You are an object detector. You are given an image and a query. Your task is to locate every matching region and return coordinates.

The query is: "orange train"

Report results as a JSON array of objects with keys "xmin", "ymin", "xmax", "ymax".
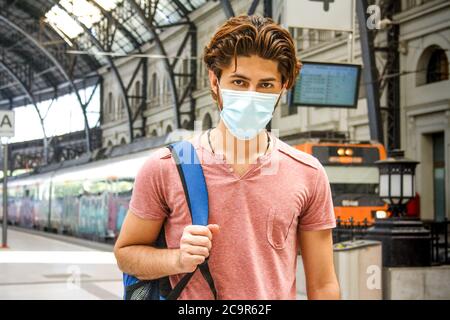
[{"xmin": 294, "ymin": 141, "xmax": 389, "ymax": 225}]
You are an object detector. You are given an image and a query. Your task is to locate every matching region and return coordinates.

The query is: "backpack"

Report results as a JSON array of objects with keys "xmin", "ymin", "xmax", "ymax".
[{"xmin": 122, "ymin": 140, "xmax": 217, "ymax": 300}]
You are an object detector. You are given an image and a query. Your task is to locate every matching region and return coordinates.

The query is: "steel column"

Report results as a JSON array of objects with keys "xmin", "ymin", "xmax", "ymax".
[
  {"xmin": 356, "ymin": 0, "xmax": 384, "ymax": 144},
  {"xmin": 384, "ymin": 0, "xmax": 401, "ymax": 151}
]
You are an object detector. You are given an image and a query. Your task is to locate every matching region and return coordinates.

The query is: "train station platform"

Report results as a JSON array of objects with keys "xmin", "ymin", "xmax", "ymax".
[
  {"xmin": 0, "ymin": 228, "xmax": 122, "ymax": 300},
  {"xmin": 0, "ymin": 227, "xmax": 308, "ymax": 300}
]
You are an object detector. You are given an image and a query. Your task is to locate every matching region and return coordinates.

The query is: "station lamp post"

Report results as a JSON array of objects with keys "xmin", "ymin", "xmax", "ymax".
[
  {"xmin": 377, "ymin": 149, "xmax": 419, "ymax": 217},
  {"xmin": 366, "ymin": 150, "xmax": 431, "ymax": 267}
]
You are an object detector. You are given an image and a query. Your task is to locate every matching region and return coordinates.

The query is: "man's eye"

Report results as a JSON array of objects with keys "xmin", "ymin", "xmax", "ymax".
[
  {"xmin": 232, "ymin": 80, "xmax": 245, "ymax": 86},
  {"xmin": 260, "ymin": 83, "xmax": 274, "ymax": 88}
]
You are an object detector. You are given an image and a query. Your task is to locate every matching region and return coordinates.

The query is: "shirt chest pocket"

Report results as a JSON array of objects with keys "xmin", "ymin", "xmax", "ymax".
[{"xmin": 266, "ymin": 207, "xmax": 297, "ymax": 250}]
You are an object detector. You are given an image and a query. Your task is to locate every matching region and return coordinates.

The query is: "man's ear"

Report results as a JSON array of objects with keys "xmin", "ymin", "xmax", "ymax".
[
  {"xmin": 208, "ymin": 69, "xmax": 218, "ymax": 96},
  {"xmin": 208, "ymin": 69, "xmax": 222, "ymax": 109}
]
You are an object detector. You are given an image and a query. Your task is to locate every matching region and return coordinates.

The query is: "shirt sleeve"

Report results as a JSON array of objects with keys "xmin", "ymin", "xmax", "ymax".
[
  {"xmin": 298, "ymin": 161, "xmax": 336, "ymax": 231},
  {"xmin": 128, "ymin": 152, "xmax": 169, "ymax": 220}
]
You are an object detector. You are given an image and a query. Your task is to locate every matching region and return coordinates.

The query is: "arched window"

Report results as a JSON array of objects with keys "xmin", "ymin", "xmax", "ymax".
[
  {"xmin": 166, "ymin": 125, "xmax": 173, "ymax": 134},
  {"xmin": 202, "ymin": 113, "xmax": 212, "ymax": 130},
  {"xmin": 120, "ymin": 137, "xmax": 127, "ymax": 145},
  {"xmin": 107, "ymin": 92, "xmax": 114, "ymax": 114},
  {"xmin": 135, "ymin": 80, "xmax": 141, "ymax": 96},
  {"xmin": 417, "ymin": 46, "xmax": 449, "ymax": 86},
  {"xmin": 164, "ymin": 78, "xmax": 171, "ymax": 103},
  {"xmin": 182, "ymin": 119, "xmax": 190, "ymax": 129},
  {"xmin": 134, "ymin": 80, "xmax": 141, "ymax": 108},
  {"xmin": 151, "ymin": 73, "xmax": 158, "ymax": 98},
  {"xmin": 117, "ymin": 97, "xmax": 123, "ymax": 118},
  {"xmin": 151, "ymin": 129, "xmax": 158, "ymax": 137},
  {"xmin": 426, "ymin": 49, "xmax": 448, "ymax": 84},
  {"xmin": 182, "ymin": 59, "xmax": 189, "ymax": 86}
]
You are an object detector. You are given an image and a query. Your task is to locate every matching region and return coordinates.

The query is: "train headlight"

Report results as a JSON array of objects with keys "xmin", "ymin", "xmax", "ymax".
[
  {"xmin": 345, "ymin": 148, "xmax": 354, "ymax": 156},
  {"xmin": 375, "ymin": 210, "xmax": 387, "ymax": 219},
  {"xmin": 337, "ymin": 148, "xmax": 345, "ymax": 156}
]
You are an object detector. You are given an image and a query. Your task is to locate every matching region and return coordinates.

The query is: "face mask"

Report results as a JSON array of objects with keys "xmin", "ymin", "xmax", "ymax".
[{"xmin": 217, "ymin": 84, "xmax": 284, "ymax": 140}]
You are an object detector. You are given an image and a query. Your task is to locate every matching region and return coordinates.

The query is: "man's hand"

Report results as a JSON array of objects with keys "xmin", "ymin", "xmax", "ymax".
[
  {"xmin": 178, "ymin": 224, "xmax": 220, "ymax": 273},
  {"xmin": 115, "ymin": 211, "xmax": 221, "ymax": 280}
]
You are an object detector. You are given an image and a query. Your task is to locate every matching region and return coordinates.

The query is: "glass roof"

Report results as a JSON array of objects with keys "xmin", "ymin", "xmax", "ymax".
[
  {"xmin": 43, "ymin": 0, "xmax": 207, "ymax": 62},
  {"xmin": 45, "ymin": 0, "xmax": 123, "ymax": 41},
  {"xmin": 0, "ymin": 0, "xmax": 208, "ymax": 109}
]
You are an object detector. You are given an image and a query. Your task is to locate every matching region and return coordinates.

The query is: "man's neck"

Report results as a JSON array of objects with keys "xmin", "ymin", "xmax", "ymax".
[{"xmin": 210, "ymin": 121, "xmax": 270, "ymax": 165}]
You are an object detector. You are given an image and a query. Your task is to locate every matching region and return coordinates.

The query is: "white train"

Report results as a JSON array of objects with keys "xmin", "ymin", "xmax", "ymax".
[{"xmin": 0, "ymin": 129, "xmax": 194, "ymax": 241}]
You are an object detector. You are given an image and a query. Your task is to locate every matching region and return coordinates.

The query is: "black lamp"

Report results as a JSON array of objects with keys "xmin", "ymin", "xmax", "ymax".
[
  {"xmin": 376, "ymin": 149, "xmax": 419, "ymax": 217},
  {"xmin": 365, "ymin": 149, "xmax": 431, "ymax": 267}
]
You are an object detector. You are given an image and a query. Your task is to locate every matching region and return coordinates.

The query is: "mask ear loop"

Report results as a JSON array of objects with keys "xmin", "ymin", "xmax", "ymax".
[
  {"xmin": 266, "ymin": 84, "xmax": 287, "ymax": 142},
  {"xmin": 215, "ymin": 79, "xmax": 223, "ymax": 112},
  {"xmin": 272, "ymin": 85, "xmax": 287, "ymax": 114}
]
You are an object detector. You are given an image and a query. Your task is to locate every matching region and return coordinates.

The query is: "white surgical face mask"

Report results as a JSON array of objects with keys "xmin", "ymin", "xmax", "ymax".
[{"xmin": 217, "ymin": 83, "xmax": 284, "ymax": 140}]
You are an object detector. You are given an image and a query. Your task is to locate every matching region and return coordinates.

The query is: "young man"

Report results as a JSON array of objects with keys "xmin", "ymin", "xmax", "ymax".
[{"xmin": 114, "ymin": 15, "xmax": 340, "ymax": 300}]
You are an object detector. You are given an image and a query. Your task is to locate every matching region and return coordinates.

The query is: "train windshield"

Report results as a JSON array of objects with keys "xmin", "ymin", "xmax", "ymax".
[{"xmin": 324, "ymin": 166, "xmax": 383, "ymax": 207}]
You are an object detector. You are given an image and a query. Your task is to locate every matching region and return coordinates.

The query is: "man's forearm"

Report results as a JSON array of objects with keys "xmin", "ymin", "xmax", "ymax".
[
  {"xmin": 115, "ymin": 245, "xmax": 183, "ymax": 280},
  {"xmin": 307, "ymin": 282, "xmax": 341, "ymax": 300}
]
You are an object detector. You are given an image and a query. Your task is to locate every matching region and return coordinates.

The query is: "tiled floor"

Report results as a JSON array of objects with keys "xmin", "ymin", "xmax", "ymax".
[{"xmin": 0, "ymin": 228, "xmax": 122, "ymax": 300}]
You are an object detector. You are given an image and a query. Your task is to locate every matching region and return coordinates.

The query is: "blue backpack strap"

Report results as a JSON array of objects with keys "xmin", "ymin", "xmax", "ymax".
[
  {"xmin": 123, "ymin": 140, "xmax": 216, "ymax": 300},
  {"xmin": 168, "ymin": 140, "xmax": 209, "ymax": 226},
  {"xmin": 166, "ymin": 140, "xmax": 217, "ymax": 300}
]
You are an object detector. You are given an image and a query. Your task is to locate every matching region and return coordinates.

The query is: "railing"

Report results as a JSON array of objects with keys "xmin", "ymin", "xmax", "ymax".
[
  {"xmin": 423, "ymin": 218, "xmax": 449, "ymax": 265},
  {"xmin": 332, "ymin": 217, "xmax": 370, "ymax": 244},
  {"xmin": 333, "ymin": 217, "xmax": 450, "ymax": 266}
]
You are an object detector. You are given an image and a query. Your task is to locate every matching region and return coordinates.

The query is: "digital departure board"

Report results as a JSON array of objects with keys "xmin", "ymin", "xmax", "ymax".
[{"xmin": 290, "ymin": 62, "xmax": 362, "ymax": 108}]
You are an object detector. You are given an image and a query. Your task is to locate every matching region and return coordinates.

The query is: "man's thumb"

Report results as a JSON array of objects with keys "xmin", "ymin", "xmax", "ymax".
[{"xmin": 207, "ymin": 224, "xmax": 220, "ymax": 236}]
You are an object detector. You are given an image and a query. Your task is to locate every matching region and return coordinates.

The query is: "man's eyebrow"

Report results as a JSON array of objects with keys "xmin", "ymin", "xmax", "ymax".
[
  {"xmin": 230, "ymin": 74, "xmax": 277, "ymax": 82},
  {"xmin": 230, "ymin": 73, "xmax": 251, "ymax": 81},
  {"xmin": 259, "ymin": 77, "xmax": 277, "ymax": 82}
]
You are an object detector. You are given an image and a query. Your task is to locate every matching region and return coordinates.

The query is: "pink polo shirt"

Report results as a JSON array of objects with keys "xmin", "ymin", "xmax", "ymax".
[{"xmin": 128, "ymin": 132, "xmax": 336, "ymax": 300}]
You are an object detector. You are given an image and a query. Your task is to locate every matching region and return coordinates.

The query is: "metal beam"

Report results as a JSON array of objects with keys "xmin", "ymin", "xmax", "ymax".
[
  {"xmin": 384, "ymin": 0, "xmax": 401, "ymax": 151},
  {"xmin": 51, "ymin": 1, "xmax": 134, "ymax": 142},
  {"xmin": 127, "ymin": 58, "xmax": 148, "ymax": 136},
  {"xmin": 0, "ymin": 74, "xmax": 100, "ymax": 109},
  {"xmin": 0, "ymin": 85, "xmax": 13, "ymax": 102},
  {"xmin": 155, "ymin": 21, "xmax": 191, "ymax": 29},
  {"xmin": 248, "ymin": 0, "xmax": 261, "ymax": 15},
  {"xmin": 263, "ymin": 0, "xmax": 272, "ymax": 18},
  {"xmin": 171, "ymin": 31, "xmax": 192, "ymax": 70},
  {"xmin": 0, "ymin": 60, "xmax": 50, "ymax": 163},
  {"xmin": 0, "ymin": 33, "xmax": 57, "ymax": 89},
  {"xmin": 140, "ymin": 57, "xmax": 148, "ymax": 137},
  {"xmin": 220, "ymin": 0, "xmax": 235, "ymax": 18},
  {"xmin": 356, "ymin": 0, "xmax": 384, "ymax": 144},
  {"xmin": 127, "ymin": 0, "xmax": 183, "ymax": 128},
  {"xmin": 0, "ymin": 13, "xmax": 93, "ymax": 151},
  {"xmin": 87, "ymin": 0, "xmax": 142, "ymax": 50},
  {"xmin": 0, "ymin": 62, "xmax": 37, "ymax": 108},
  {"xmin": 40, "ymin": 25, "xmax": 101, "ymax": 72},
  {"xmin": 172, "ymin": 0, "xmax": 190, "ymax": 16}
]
